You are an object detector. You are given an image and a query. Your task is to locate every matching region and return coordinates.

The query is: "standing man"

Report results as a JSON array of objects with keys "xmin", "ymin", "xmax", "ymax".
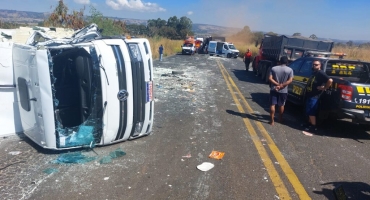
[
  {"xmin": 268, "ymin": 56, "xmax": 293, "ymax": 125},
  {"xmin": 243, "ymin": 48, "xmax": 252, "ymax": 71},
  {"xmin": 159, "ymin": 44, "xmax": 164, "ymax": 61},
  {"xmin": 303, "ymin": 60, "xmax": 333, "ymax": 134}
]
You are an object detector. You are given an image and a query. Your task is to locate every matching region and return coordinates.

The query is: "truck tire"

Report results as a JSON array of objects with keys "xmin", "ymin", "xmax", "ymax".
[
  {"xmin": 257, "ymin": 61, "xmax": 262, "ymax": 76},
  {"xmin": 210, "ymin": 54, "xmax": 213, "ymax": 56},
  {"xmin": 261, "ymin": 62, "xmax": 266, "ymax": 80},
  {"xmin": 227, "ymin": 53, "xmax": 231, "ymax": 58}
]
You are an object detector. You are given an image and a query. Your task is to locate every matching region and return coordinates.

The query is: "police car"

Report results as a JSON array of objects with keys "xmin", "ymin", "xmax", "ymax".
[{"xmin": 287, "ymin": 51, "xmax": 370, "ymax": 125}]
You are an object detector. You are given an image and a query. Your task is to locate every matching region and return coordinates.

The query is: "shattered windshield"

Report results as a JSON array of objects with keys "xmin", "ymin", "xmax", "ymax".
[{"xmin": 48, "ymin": 46, "xmax": 103, "ymax": 148}]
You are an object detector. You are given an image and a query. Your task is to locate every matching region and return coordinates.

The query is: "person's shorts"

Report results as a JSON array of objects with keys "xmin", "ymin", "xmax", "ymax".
[
  {"xmin": 270, "ymin": 91, "xmax": 287, "ymax": 106},
  {"xmin": 306, "ymin": 97, "xmax": 319, "ymax": 116}
]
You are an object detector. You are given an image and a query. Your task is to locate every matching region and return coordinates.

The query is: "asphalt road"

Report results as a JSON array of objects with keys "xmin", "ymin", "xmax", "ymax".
[{"xmin": 1, "ymin": 53, "xmax": 370, "ymax": 200}]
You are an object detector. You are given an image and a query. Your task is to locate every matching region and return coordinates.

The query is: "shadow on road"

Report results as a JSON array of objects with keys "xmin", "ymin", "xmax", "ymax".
[
  {"xmin": 231, "ymin": 69, "xmax": 264, "ymax": 84},
  {"xmin": 313, "ymin": 181, "xmax": 370, "ymax": 200}
]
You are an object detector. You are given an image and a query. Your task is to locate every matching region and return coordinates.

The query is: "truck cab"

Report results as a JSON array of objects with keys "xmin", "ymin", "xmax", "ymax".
[{"xmin": 12, "ymin": 24, "xmax": 154, "ymax": 149}]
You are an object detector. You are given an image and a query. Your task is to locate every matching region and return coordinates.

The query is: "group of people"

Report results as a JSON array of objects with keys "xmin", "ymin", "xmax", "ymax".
[{"xmin": 267, "ymin": 56, "xmax": 333, "ymax": 134}]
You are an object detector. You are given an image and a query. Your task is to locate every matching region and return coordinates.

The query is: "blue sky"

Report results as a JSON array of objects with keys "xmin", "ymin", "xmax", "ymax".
[{"xmin": 1, "ymin": 0, "xmax": 369, "ymax": 41}]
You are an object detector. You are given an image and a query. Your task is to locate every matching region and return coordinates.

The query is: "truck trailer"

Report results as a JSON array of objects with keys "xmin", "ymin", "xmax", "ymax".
[
  {"xmin": 252, "ymin": 34, "xmax": 334, "ymax": 82},
  {"xmin": 7, "ymin": 24, "xmax": 154, "ymax": 150}
]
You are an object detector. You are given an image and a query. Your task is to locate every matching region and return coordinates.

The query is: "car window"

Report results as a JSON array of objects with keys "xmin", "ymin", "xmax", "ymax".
[
  {"xmin": 325, "ymin": 60, "xmax": 369, "ymax": 82},
  {"xmin": 288, "ymin": 59, "xmax": 303, "ymax": 72},
  {"xmin": 299, "ymin": 60, "xmax": 313, "ymax": 76},
  {"xmin": 292, "ymin": 50, "xmax": 304, "ymax": 59},
  {"xmin": 224, "ymin": 45, "xmax": 229, "ymax": 50}
]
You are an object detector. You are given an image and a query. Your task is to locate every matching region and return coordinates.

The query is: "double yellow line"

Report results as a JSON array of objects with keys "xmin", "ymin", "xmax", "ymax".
[{"xmin": 216, "ymin": 60, "xmax": 310, "ymax": 200}]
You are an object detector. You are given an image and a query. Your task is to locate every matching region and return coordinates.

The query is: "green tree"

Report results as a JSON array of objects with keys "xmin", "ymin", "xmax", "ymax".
[
  {"xmin": 292, "ymin": 32, "xmax": 301, "ymax": 36},
  {"xmin": 88, "ymin": 6, "xmax": 125, "ymax": 36},
  {"xmin": 346, "ymin": 40, "xmax": 353, "ymax": 47},
  {"xmin": 45, "ymin": 0, "xmax": 85, "ymax": 29}
]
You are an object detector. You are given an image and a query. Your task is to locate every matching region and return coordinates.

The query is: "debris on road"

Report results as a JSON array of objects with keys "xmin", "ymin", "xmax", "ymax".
[
  {"xmin": 302, "ymin": 131, "xmax": 313, "ymax": 136},
  {"xmin": 182, "ymin": 153, "xmax": 191, "ymax": 158},
  {"xmin": 104, "ymin": 177, "xmax": 109, "ymax": 181},
  {"xmin": 197, "ymin": 162, "xmax": 214, "ymax": 172},
  {"xmin": 209, "ymin": 150, "xmax": 225, "ymax": 160},
  {"xmin": 99, "ymin": 148, "xmax": 126, "ymax": 164},
  {"xmin": 53, "ymin": 152, "xmax": 96, "ymax": 164},
  {"xmin": 8, "ymin": 151, "xmax": 22, "ymax": 155},
  {"xmin": 43, "ymin": 168, "xmax": 59, "ymax": 174}
]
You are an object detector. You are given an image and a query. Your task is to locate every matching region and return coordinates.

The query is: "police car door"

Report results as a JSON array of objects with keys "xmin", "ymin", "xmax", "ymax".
[
  {"xmin": 296, "ymin": 59, "xmax": 314, "ymax": 104},
  {"xmin": 287, "ymin": 58, "xmax": 304, "ymax": 104}
]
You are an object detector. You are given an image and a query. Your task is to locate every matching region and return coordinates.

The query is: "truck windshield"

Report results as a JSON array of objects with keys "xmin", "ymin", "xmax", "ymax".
[
  {"xmin": 228, "ymin": 45, "xmax": 236, "ymax": 49},
  {"xmin": 325, "ymin": 60, "xmax": 370, "ymax": 83},
  {"xmin": 184, "ymin": 43, "xmax": 193, "ymax": 47}
]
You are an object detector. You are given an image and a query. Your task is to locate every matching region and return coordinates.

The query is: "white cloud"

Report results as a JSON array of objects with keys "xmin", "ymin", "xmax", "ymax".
[
  {"xmin": 74, "ymin": 0, "xmax": 90, "ymax": 4},
  {"xmin": 106, "ymin": 0, "xmax": 166, "ymax": 12},
  {"xmin": 187, "ymin": 11, "xmax": 193, "ymax": 15}
]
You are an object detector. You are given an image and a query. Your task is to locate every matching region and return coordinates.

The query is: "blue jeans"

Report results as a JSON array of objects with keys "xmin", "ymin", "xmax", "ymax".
[
  {"xmin": 306, "ymin": 97, "xmax": 319, "ymax": 116},
  {"xmin": 160, "ymin": 54, "xmax": 163, "ymax": 61}
]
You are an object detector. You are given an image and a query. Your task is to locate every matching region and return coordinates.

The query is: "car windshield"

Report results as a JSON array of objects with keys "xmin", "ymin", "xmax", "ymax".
[
  {"xmin": 184, "ymin": 43, "xmax": 193, "ymax": 47},
  {"xmin": 228, "ymin": 45, "xmax": 236, "ymax": 49}
]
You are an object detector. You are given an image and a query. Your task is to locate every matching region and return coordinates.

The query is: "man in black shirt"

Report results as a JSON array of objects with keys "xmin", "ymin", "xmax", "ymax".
[{"xmin": 303, "ymin": 60, "xmax": 333, "ymax": 134}]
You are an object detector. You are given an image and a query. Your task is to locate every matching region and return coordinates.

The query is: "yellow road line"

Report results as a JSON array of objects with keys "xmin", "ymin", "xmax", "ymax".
[
  {"xmin": 216, "ymin": 60, "xmax": 292, "ymax": 199},
  {"xmin": 217, "ymin": 60, "xmax": 311, "ymax": 200}
]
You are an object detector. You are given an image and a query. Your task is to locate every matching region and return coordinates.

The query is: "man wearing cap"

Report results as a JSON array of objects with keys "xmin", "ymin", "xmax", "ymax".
[
  {"xmin": 268, "ymin": 56, "xmax": 293, "ymax": 125},
  {"xmin": 243, "ymin": 49, "xmax": 252, "ymax": 71}
]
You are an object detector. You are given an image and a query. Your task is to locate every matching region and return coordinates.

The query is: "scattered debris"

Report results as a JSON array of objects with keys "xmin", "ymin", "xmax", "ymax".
[
  {"xmin": 197, "ymin": 162, "xmax": 214, "ymax": 172},
  {"xmin": 99, "ymin": 148, "xmax": 126, "ymax": 164},
  {"xmin": 53, "ymin": 152, "xmax": 96, "ymax": 164},
  {"xmin": 209, "ymin": 151, "xmax": 225, "ymax": 160},
  {"xmin": 302, "ymin": 131, "xmax": 313, "ymax": 136},
  {"xmin": 8, "ymin": 151, "xmax": 21, "ymax": 155},
  {"xmin": 172, "ymin": 70, "xmax": 185, "ymax": 75},
  {"xmin": 104, "ymin": 177, "xmax": 109, "ymax": 180},
  {"xmin": 43, "ymin": 168, "xmax": 59, "ymax": 174},
  {"xmin": 182, "ymin": 153, "xmax": 191, "ymax": 158}
]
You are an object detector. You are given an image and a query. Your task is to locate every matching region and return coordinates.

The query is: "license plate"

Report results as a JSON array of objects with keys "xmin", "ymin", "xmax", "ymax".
[{"xmin": 146, "ymin": 81, "xmax": 153, "ymax": 102}]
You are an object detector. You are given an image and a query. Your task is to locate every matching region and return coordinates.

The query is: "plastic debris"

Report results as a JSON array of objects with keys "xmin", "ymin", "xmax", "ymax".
[
  {"xmin": 209, "ymin": 151, "xmax": 225, "ymax": 160},
  {"xmin": 197, "ymin": 162, "xmax": 214, "ymax": 172},
  {"xmin": 104, "ymin": 177, "xmax": 109, "ymax": 180},
  {"xmin": 182, "ymin": 153, "xmax": 191, "ymax": 158},
  {"xmin": 302, "ymin": 131, "xmax": 313, "ymax": 136},
  {"xmin": 43, "ymin": 168, "xmax": 59, "ymax": 174},
  {"xmin": 8, "ymin": 151, "xmax": 21, "ymax": 155},
  {"xmin": 53, "ymin": 152, "xmax": 96, "ymax": 164}
]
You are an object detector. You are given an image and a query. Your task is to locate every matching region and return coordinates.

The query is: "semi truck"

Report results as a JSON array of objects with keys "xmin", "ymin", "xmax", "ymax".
[
  {"xmin": 4, "ymin": 24, "xmax": 154, "ymax": 150},
  {"xmin": 252, "ymin": 34, "xmax": 334, "ymax": 82}
]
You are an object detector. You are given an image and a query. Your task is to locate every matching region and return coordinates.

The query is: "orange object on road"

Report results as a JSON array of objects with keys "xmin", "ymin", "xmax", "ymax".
[{"xmin": 209, "ymin": 151, "xmax": 225, "ymax": 160}]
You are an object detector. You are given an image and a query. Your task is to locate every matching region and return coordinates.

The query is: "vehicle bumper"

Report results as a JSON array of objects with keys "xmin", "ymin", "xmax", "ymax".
[{"xmin": 338, "ymin": 108, "xmax": 370, "ymax": 124}]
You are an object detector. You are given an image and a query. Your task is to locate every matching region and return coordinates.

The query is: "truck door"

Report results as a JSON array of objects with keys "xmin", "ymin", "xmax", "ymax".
[
  {"xmin": 222, "ymin": 44, "xmax": 229, "ymax": 57},
  {"xmin": 13, "ymin": 44, "xmax": 56, "ymax": 148}
]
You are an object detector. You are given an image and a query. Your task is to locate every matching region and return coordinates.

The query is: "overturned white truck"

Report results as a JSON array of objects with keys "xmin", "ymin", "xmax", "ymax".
[{"xmin": 11, "ymin": 24, "xmax": 154, "ymax": 149}]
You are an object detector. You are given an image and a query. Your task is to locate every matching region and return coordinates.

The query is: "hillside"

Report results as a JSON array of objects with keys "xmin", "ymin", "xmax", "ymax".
[{"xmin": 0, "ymin": 9, "xmax": 241, "ymax": 36}]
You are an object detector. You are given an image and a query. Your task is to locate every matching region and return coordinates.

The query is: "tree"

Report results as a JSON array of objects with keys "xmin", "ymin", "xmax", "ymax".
[
  {"xmin": 266, "ymin": 31, "xmax": 278, "ymax": 36},
  {"xmin": 346, "ymin": 40, "xmax": 353, "ymax": 47},
  {"xmin": 292, "ymin": 32, "xmax": 301, "ymax": 36},
  {"xmin": 88, "ymin": 6, "xmax": 125, "ymax": 36},
  {"xmin": 309, "ymin": 34, "xmax": 317, "ymax": 39},
  {"xmin": 45, "ymin": 0, "xmax": 85, "ymax": 29}
]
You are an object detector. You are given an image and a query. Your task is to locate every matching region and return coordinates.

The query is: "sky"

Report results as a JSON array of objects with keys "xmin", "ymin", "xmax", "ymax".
[{"xmin": 0, "ymin": 0, "xmax": 369, "ymax": 41}]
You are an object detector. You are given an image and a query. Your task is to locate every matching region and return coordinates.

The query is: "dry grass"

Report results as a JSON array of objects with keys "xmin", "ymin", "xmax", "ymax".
[
  {"xmin": 148, "ymin": 36, "xmax": 183, "ymax": 60},
  {"xmin": 147, "ymin": 36, "xmax": 370, "ymax": 62},
  {"xmin": 332, "ymin": 46, "xmax": 370, "ymax": 62}
]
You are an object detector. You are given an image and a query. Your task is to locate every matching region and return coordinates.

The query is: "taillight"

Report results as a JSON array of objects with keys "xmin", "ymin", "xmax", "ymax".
[{"xmin": 338, "ymin": 84, "xmax": 353, "ymax": 101}]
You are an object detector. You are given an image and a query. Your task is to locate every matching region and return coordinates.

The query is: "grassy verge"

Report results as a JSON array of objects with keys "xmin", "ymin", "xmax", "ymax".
[{"xmin": 147, "ymin": 36, "xmax": 370, "ymax": 62}]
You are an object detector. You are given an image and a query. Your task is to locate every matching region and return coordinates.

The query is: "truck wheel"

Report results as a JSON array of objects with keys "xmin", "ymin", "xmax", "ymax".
[
  {"xmin": 261, "ymin": 62, "xmax": 266, "ymax": 80},
  {"xmin": 210, "ymin": 54, "xmax": 213, "ymax": 56},
  {"xmin": 227, "ymin": 53, "xmax": 231, "ymax": 58}
]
